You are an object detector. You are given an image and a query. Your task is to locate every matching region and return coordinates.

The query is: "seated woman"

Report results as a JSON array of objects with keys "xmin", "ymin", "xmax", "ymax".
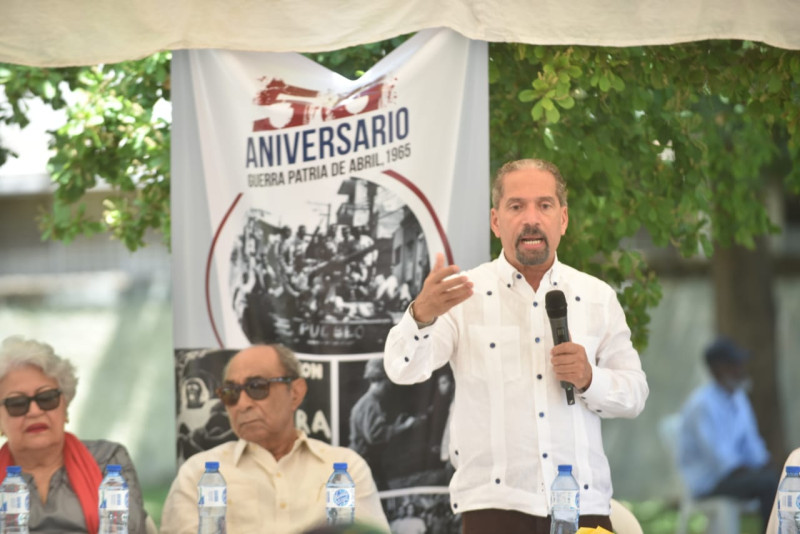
[{"xmin": 0, "ymin": 335, "xmax": 150, "ymax": 533}]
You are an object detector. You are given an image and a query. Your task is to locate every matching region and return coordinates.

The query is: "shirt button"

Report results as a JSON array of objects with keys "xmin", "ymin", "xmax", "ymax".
[
  {"xmin": 490, "ymin": 342, "xmax": 496, "ymax": 348},
  {"xmin": 495, "ymin": 478, "xmax": 501, "ymax": 484},
  {"xmin": 423, "ymin": 334, "xmax": 429, "ymax": 339},
  {"xmin": 453, "ymin": 503, "xmax": 459, "ymax": 509},
  {"xmin": 404, "ymin": 356, "xmax": 409, "ymax": 362},
  {"xmin": 543, "ymin": 453, "xmax": 548, "ymax": 458},
  {"xmin": 280, "ymin": 502, "xmax": 287, "ymax": 509},
  {"xmin": 533, "ymin": 301, "xmax": 538, "ymax": 307},
  {"xmin": 537, "ymin": 374, "xmax": 543, "ymax": 380},
  {"xmin": 507, "ymin": 283, "xmax": 511, "ymax": 288},
  {"xmin": 516, "ymin": 273, "xmax": 522, "ymax": 279},
  {"xmin": 584, "ymin": 484, "xmax": 589, "ymax": 490},
  {"xmin": 575, "ymin": 296, "xmax": 581, "ymax": 302},
  {"xmin": 414, "ymin": 335, "xmax": 419, "ymax": 341},
  {"xmin": 276, "ymin": 472, "xmax": 282, "ymax": 478},
  {"xmin": 487, "ymin": 290, "xmax": 493, "ymax": 296},
  {"xmin": 539, "ymin": 412, "xmax": 544, "ymax": 418},
  {"xmin": 535, "ymin": 337, "xmax": 540, "ymax": 343}
]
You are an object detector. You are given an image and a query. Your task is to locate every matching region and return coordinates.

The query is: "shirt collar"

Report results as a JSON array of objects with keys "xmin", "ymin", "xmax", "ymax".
[
  {"xmin": 233, "ymin": 429, "xmax": 325, "ymax": 465},
  {"xmin": 497, "ymin": 249, "xmax": 563, "ymax": 290}
]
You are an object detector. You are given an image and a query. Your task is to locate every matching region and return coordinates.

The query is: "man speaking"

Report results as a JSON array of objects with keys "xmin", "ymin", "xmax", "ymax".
[{"xmin": 383, "ymin": 158, "xmax": 649, "ymax": 533}]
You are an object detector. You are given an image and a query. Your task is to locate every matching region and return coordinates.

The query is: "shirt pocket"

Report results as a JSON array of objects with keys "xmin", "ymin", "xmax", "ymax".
[
  {"xmin": 465, "ymin": 325, "xmax": 521, "ymax": 382},
  {"xmin": 571, "ymin": 301, "xmax": 603, "ymax": 364}
]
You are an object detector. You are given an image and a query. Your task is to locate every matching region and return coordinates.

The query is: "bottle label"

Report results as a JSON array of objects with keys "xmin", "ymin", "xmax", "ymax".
[
  {"xmin": 779, "ymin": 491, "xmax": 800, "ymax": 511},
  {"xmin": 199, "ymin": 487, "xmax": 227, "ymax": 507},
  {"xmin": 551, "ymin": 490, "xmax": 579, "ymax": 510},
  {"xmin": 326, "ymin": 487, "xmax": 355, "ymax": 508},
  {"xmin": 3, "ymin": 492, "xmax": 30, "ymax": 513},
  {"xmin": 101, "ymin": 488, "xmax": 129, "ymax": 511}
]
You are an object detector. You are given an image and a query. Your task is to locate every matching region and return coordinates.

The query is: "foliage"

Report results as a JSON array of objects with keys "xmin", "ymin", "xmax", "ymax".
[
  {"xmin": 488, "ymin": 41, "xmax": 800, "ymax": 348},
  {"xmin": 0, "ymin": 53, "xmax": 171, "ymax": 250},
  {"xmin": 1, "ymin": 41, "xmax": 800, "ymax": 348}
]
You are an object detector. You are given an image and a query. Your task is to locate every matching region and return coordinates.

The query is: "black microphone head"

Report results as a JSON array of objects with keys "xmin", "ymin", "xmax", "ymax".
[{"xmin": 545, "ymin": 290, "xmax": 568, "ymax": 319}]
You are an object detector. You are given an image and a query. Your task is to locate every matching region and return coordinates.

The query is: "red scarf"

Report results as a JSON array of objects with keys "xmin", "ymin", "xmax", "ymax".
[{"xmin": 0, "ymin": 432, "xmax": 102, "ymax": 534}]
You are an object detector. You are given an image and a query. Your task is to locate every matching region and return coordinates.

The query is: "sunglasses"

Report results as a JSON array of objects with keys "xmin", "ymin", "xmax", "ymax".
[
  {"xmin": 215, "ymin": 377, "xmax": 295, "ymax": 406},
  {"xmin": 2, "ymin": 389, "xmax": 62, "ymax": 417}
]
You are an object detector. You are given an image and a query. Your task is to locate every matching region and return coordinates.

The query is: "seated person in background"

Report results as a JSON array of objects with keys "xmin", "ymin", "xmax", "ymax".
[
  {"xmin": 0, "ymin": 335, "xmax": 149, "ymax": 533},
  {"xmin": 160, "ymin": 344, "xmax": 390, "ymax": 534},
  {"xmin": 766, "ymin": 447, "xmax": 800, "ymax": 533},
  {"xmin": 677, "ymin": 336, "xmax": 779, "ymax": 528}
]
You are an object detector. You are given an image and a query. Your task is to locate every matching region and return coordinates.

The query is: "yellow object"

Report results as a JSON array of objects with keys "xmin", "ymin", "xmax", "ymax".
[{"xmin": 577, "ymin": 527, "xmax": 613, "ymax": 534}]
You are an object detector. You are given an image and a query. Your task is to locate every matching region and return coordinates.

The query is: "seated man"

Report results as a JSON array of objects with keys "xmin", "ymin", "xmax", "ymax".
[
  {"xmin": 677, "ymin": 336, "xmax": 779, "ymax": 528},
  {"xmin": 161, "ymin": 344, "xmax": 390, "ymax": 534}
]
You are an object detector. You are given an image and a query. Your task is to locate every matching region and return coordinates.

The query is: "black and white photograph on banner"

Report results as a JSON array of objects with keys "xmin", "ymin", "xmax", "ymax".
[
  {"xmin": 339, "ymin": 358, "xmax": 456, "ymax": 492},
  {"xmin": 174, "ymin": 348, "xmax": 334, "ymax": 465},
  {"xmin": 174, "ymin": 348, "xmax": 238, "ymax": 464},
  {"xmin": 227, "ymin": 175, "xmax": 430, "ymax": 354},
  {"xmin": 383, "ymin": 493, "xmax": 461, "ymax": 534}
]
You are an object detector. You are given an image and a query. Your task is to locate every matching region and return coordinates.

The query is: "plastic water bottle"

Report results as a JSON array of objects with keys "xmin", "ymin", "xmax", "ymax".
[
  {"xmin": 778, "ymin": 465, "xmax": 800, "ymax": 534},
  {"xmin": 0, "ymin": 465, "xmax": 30, "ymax": 534},
  {"xmin": 550, "ymin": 464, "xmax": 580, "ymax": 534},
  {"xmin": 98, "ymin": 464, "xmax": 129, "ymax": 534},
  {"xmin": 198, "ymin": 461, "xmax": 227, "ymax": 534},
  {"xmin": 326, "ymin": 462, "xmax": 355, "ymax": 525}
]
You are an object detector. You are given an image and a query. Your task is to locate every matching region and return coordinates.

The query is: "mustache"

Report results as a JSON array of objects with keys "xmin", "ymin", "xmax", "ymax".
[{"xmin": 517, "ymin": 224, "xmax": 546, "ymax": 241}]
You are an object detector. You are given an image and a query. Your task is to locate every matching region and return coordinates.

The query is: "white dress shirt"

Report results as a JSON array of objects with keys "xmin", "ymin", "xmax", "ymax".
[
  {"xmin": 160, "ymin": 432, "xmax": 390, "ymax": 533},
  {"xmin": 384, "ymin": 253, "xmax": 649, "ymax": 517}
]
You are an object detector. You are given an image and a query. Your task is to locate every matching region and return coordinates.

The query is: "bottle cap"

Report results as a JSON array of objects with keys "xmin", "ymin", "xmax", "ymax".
[
  {"xmin": 787, "ymin": 466, "xmax": 800, "ymax": 475},
  {"xmin": 557, "ymin": 464, "xmax": 572, "ymax": 474},
  {"xmin": 106, "ymin": 464, "xmax": 122, "ymax": 473},
  {"xmin": 6, "ymin": 466, "xmax": 21, "ymax": 475},
  {"xmin": 205, "ymin": 461, "xmax": 220, "ymax": 471},
  {"xmin": 333, "ymin": 462, "xmax": 348, "ymax": 471}
]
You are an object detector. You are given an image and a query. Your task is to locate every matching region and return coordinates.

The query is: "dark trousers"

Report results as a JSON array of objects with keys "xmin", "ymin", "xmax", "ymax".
[
  {"xmin": 703, "ymin": 466, "xmax": 780, "ymax": 528},
  {"xmin": 462, "ymin": 508, "xmax": 613, "ymax": 534}
]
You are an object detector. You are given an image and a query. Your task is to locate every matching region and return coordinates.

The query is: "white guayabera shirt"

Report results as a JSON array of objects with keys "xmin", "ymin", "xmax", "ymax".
[{"xmin": 384, "ymin": 253, "xmax": 649, "ymax": 518}]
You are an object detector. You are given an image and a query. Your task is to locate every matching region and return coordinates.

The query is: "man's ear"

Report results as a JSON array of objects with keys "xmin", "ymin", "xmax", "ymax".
[{"xmin": 291, "ymin": 377, "xmax": 308, "ymax": 410}]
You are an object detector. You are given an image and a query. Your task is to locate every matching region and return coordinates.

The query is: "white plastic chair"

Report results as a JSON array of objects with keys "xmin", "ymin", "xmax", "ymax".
[
  {"xmin": 610, "ymin": 498, "xmax": 643, "ymax": 534},
  {"xmin": 659, "ymin": 413, "xmax": 757, "ymax": 534}
]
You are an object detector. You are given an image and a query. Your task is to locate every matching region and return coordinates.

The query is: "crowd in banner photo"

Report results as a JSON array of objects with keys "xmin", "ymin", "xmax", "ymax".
[{"xmin": 227, "ymin": 177, "xmax": 427, "ymax": 354}]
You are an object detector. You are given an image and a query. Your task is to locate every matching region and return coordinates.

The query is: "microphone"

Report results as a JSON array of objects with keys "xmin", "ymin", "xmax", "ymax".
[{"xmin": 545, "ymin": 290, "xmax": 575, "ymax": 405}]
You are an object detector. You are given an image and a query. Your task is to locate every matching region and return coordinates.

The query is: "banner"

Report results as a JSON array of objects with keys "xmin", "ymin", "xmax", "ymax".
[{"xmin": 171, "ymin": 28, "xmax": 488, "ymax": 531}]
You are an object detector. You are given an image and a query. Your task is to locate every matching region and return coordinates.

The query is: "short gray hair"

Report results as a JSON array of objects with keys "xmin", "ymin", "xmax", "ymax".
[
  {"xmin": 272, "ymin": 344, "xmax": 302, "ymax": 378},
  {"xmin": 0, "ymin": 336, "xmax": 78, "ymax": 405},
  {"xmin": 491, "ymin": 158, "xmax": 568, "ymax": 209},
  {"xmin": 223, "ymin": 344, "xmax": 302, "ymax": 380}
]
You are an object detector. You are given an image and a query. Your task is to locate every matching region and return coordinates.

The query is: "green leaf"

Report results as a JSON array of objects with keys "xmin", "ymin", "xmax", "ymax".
[
  {"xmin": 531, "ymin": 101, "xmax": 544, "ymax": 121},
  {"xmin": 557, "ymin": 96, "xmax": 576, "ymax": 109},
  {"xmin": 519, "ymin": 89, "xmax": 536, "ymax": 103}
]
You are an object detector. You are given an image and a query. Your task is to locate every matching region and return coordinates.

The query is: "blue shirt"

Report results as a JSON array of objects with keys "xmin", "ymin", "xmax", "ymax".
[{"xmin": 677, "ymin": 381, "xmax": 769, "ymax": 497}]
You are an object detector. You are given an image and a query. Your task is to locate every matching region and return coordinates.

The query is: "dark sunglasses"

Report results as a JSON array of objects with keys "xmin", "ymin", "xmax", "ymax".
[
  {"xmin": 215, "ymin": 377, "xmax": 295, "ymax": 406},
  {"xmin": 2, "ymin": 389, "xmax": 62, "ymax": 417}
]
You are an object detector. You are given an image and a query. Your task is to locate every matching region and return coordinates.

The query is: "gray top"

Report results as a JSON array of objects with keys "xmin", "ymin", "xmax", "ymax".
[{"xmin": 19, "ymin": 439, "xmax": 148, "ymax": 534}]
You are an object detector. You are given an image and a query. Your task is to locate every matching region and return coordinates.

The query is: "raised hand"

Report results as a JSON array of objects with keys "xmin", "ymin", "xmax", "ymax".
[{"xmin": 411, "ymin": 253, "xmax": 473, "ymax": 324}]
